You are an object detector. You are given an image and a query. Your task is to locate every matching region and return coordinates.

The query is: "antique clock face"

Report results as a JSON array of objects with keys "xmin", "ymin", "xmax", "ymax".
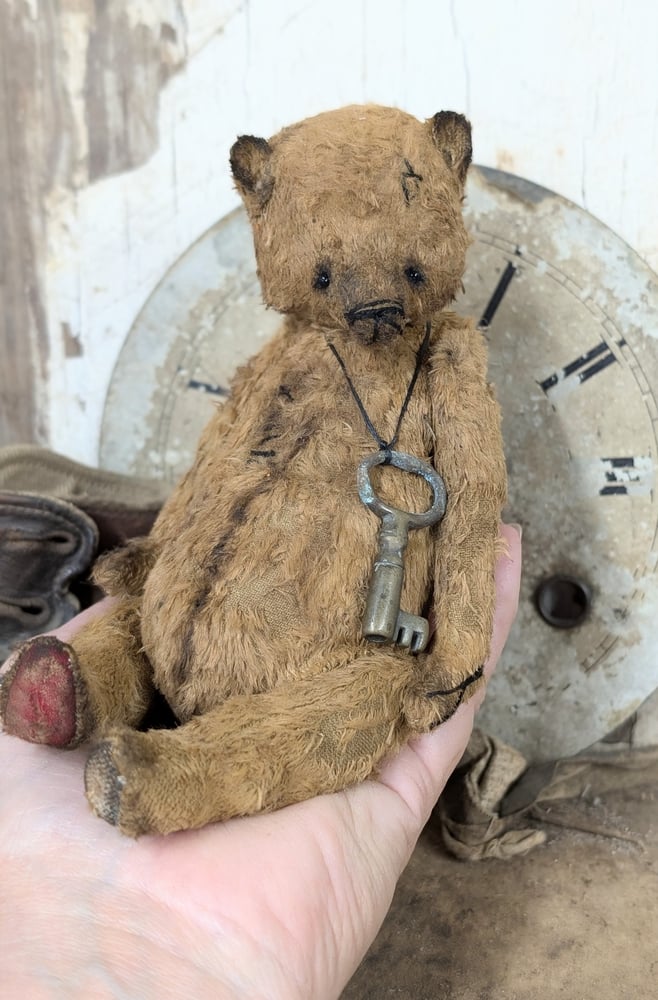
[{"xmin": 101, "ymin": 167, "xmax": 658, "ymax": 762}]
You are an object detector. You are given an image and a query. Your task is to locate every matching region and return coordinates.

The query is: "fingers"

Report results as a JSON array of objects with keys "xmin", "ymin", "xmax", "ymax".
[
  {"xmin": 451, "ymin": 519, "xmax": 520, "ymax": 718},
  {"xmin": 485, "ymin": 521, "xmax": 522, "ymax": 677},
  {"xmin": 465, "ymin": 520, "xmax": 521, "ymax": 715},
  {"xmin": 19, "ymin": 524, "xmax": 521, "ymax": 824}
]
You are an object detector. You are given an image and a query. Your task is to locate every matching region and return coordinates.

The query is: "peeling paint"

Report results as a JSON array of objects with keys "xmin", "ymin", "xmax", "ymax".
[
  {"xmin": 1, "ymin": 0, "xmax": 190, "ymax": 444},
  {"xmin": 3, "ymin": 1, "xmax": 653, "ymax": 456},
  {"xmin": 62, "ymin": 321, "xmax": 83, "ymax": 357},
  {"xmin": 85, "ymin": 1, "xmax": 187, "ymax": 182},
  {"xmin": 0, "ymin": 0, "xmax": 68, "ymax": 441}
]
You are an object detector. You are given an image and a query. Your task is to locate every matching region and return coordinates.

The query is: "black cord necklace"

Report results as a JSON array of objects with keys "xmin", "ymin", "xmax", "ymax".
[
  {"xmin": 326, "ymin": 321, "xmax": 446, "ymax": 655},
  {"xmin": 326, "ymin": 322, "xmax": 484, "ymax": 691},
  {"xmin": 325, "ymin": 321, "xmax": 433, "ymax": 459}
]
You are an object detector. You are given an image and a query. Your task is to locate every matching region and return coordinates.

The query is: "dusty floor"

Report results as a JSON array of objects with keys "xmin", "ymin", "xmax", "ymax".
[{"xmin": 342, "ymin": 783, "xmax": 658, "ymax": 999}]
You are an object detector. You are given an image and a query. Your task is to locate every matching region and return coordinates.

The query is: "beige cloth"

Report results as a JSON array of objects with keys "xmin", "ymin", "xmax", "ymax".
[
  {"xmin": 0, "ymin": 444, "xmax": 168, "ymax": 509},
  {"xmin": 438, "ymin": 729, "xmax": 547, "ymax": 860},
  {"xmin": 438, "ymin": 727, "xmax": 658, "ymax": 861}
]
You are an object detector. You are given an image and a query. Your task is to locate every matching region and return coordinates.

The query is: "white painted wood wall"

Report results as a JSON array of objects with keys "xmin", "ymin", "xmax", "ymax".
[{"xmin": 35, "ymin": 0, "xmax": 658, "ymax": 463}]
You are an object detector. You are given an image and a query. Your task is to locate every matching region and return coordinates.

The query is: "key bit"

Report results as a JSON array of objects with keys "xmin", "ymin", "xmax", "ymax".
[
  {"xmin": 394, "ymin": 611, "xmax": 430, "ymax": 653},
  {"xmin": 357, "ymin": 449, "xmax": 446, "ymax": 653}
]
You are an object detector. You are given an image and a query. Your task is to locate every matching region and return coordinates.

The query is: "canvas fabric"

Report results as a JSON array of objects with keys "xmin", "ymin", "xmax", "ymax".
[{"xmin": 438, "ymin": 727, "xmax": 658, "ymax": 860}]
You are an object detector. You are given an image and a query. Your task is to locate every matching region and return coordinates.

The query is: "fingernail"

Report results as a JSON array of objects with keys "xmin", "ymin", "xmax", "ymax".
[{"xmin": 508, "ymin": 522, "xmax": 523, "ymax": 540}]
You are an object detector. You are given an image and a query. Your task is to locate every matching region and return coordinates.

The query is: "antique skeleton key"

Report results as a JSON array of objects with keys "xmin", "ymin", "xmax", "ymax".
[{"xmin": 357, "ymin": 450, "xmax": 447, "ymax": 653}]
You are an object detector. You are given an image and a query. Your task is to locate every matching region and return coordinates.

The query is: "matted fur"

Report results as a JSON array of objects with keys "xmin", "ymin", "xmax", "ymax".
[{"xmin": 2, "ymin": 105, "xmax": 507, "ymax": 835}]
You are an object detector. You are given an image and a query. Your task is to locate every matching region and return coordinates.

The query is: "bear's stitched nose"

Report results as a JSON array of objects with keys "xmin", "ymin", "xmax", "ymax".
[
  {"xmin": 345, "ymin": 299, "xmax": 404, "ymax": 326},
  {"xmin": 345, "ymin": 300, "xmax": 405, "ymax": 341}
]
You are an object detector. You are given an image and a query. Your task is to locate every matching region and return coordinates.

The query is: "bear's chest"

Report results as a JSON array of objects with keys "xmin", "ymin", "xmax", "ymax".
[{"xmin": 140, "ymin": 346, "xmax": 439, "ymax": 717}]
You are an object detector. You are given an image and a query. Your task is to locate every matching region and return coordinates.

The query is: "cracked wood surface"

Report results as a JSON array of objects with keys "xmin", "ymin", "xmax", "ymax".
[
  {"xmin": 0, "ymin": 0, "xmax": 188, "ymax": 445},
  {"xmin": 0, "ymin": 4, "xmax": 60, "ymax": 443}
]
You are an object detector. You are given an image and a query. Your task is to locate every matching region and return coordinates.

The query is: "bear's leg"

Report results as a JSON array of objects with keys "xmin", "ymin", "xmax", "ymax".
[
  {"xmin": 0, "ymin": 598, "xmax": 153, "ymax": 748},
  {"xmin": 84, "ymin": 650, "xmax": 420, "ymax": 836}
]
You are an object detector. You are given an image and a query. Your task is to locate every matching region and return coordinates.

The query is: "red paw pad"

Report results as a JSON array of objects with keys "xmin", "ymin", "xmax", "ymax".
[{"xmin": 1, "ymin": 638, "xmax": 77, "ymax": 747}]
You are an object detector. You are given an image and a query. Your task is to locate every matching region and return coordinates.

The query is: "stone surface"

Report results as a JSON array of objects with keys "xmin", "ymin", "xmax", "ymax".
[{"xmin": 343, "ymin": 782, "xmax": 658, "ymax": 999}]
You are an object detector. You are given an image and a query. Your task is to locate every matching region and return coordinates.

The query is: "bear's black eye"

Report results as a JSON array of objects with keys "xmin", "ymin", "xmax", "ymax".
[
  {"xmin": 313, "ymin": 266, "xmax": 331, "ymax": 291},
  {"xmin": 405, "ymin": 265, "xmax": 425, "ymax": 286}
]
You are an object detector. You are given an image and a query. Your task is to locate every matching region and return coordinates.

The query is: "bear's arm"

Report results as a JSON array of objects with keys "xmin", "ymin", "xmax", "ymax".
[
  {"xmin": 423, "ymin": 314, "xmax": 507, "ymax": 703},
  {"xmin": 149, "ymin": 325, "xmax": 295, "ymax": 546},
  {"xmin": 96, "ymin": 325, "xmax": 292, "ymax": 597}
]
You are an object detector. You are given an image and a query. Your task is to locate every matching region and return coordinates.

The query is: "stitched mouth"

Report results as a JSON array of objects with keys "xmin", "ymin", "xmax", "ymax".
[
  {"xmin": 346, "ymin": 301, "xmax": 406, "ymax": 342},
  {"xmin": 345, "ymin": 300, "xmax": 405, "ymax": 326}
]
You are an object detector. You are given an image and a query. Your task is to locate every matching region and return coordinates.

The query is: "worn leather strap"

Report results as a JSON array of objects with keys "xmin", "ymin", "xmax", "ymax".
[{"xmin": 0, "ymin": 491, "xmax": 99, "ymax": 661}]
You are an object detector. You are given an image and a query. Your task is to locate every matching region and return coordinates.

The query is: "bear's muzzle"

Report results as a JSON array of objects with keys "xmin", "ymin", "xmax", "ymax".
[{"xmin": 345, "ymin": 300, "xmax": 405, "ymax": 343}]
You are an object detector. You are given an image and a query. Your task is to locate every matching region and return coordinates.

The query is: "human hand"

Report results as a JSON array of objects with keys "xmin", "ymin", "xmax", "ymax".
[{"xmin": 0, "ymin": 523, "xmax": 521, "ymax": 1000}]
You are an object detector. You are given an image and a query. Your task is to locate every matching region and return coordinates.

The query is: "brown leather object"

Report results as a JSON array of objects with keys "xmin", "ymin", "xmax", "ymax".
[
  {"xmin": 0, "ymin": 492, "xmax": 98, "ymax": 661},
  {"xmin": 73, "ymin": 501, "xmax": 159, "ymax": 553}
]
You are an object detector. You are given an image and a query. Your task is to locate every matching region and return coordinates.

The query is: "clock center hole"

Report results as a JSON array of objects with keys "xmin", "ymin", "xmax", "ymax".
[{"xmin": 535, "ymin": 575, "xmax": 591, "ymax": 629}]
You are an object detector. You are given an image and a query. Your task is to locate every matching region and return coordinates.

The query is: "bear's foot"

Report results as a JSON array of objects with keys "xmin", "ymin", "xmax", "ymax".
[
  {"xmin": 85, "ymin": 739, "xmax": 126, "ymax": 827},
  {"xmin": 85, "ymin": 730, "xmax": 158, "ymax": 837},
  {"xmin": 0, "ymin": 636, "xmax": 90, "ymax": 747}
]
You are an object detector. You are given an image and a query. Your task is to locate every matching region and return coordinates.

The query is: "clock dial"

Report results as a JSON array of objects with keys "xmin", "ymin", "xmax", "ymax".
[{"xmin": 101, "ymin": 167, "xmax": 658, "ymax": 761}]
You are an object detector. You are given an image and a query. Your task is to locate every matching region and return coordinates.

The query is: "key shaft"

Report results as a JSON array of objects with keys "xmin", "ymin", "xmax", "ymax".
[{"xmin": 362, "ymin": 513, "xmax": 409, "ymax": 642}]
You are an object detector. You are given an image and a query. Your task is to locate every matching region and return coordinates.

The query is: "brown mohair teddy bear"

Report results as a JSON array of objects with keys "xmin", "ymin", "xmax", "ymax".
[{"xmin": 0, "ymin": 104, "xmax": 507, "ymax": 836}]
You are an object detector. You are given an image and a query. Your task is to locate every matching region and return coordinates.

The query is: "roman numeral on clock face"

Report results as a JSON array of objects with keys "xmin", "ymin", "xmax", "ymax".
[
  {"xmin": 478, "ymin": 257, "xmax": 520, "ymax": 330},
  {"xmin": 571, "ymin": 455, "xmax": 654, "ymax": 497},
  {"xmin": 539, "ymin": 339, "xmax": 626, "ymax": 398},
  {"xmin": 599, "ymin": 456, "xmax": 653, "ymax": 496},
  {"xmin": 187, "ymin": 378, "xmax": 229, "ymax": 397}
]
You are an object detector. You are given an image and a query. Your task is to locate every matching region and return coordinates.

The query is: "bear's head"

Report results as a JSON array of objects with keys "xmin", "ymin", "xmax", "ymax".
[{"xmin": 230, "ymin": 104, "xmax": 472, "ymax": 344}]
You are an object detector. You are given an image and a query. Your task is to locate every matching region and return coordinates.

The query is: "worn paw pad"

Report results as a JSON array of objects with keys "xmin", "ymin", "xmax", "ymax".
[
  {"xmin": 85, "ymin": 741, "xmax": 125, "ymax": 827},
  {"xmin": 0, "ymin": 636, "xmax": 79, "ymax": 746}
]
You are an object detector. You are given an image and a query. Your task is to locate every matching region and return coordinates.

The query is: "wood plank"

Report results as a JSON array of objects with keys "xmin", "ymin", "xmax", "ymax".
[
  {"xmin": 0, "ymin": 3, "xmax": 55, "ymax": 444},
  {"xmin": 0, "ymin": 0, "xmax": 188, "ymax": 448}
]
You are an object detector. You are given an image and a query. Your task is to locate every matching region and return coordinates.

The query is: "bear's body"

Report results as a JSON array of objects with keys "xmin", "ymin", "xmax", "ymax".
[
  {"xmin": 141, "ymin": 324, "xmax": 439, "ymax": 720},
  {"xmin": 1, "ymin": 105, "xmax": 507, "ymax": 835}
]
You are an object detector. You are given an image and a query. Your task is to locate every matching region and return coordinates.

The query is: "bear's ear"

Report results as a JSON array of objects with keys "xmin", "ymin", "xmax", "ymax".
[
  {"xmin": 229, "ymin": 135, "xmax": 274, "ymax": 214},
  {"xmin": 429, "ymin": 111, "xmax": 472, "ymax": 186}
]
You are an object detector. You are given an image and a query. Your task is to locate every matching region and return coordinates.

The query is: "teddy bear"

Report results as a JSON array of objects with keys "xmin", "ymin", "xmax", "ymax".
[{"xmin": 0, "ymin": 104, "xmax": 507, "ymax": 836}]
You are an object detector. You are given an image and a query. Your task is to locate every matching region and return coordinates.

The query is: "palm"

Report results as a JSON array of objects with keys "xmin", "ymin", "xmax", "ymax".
[{"xmin": 1, "ymin": 727, "xmax": 459, "ymax": 997}]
